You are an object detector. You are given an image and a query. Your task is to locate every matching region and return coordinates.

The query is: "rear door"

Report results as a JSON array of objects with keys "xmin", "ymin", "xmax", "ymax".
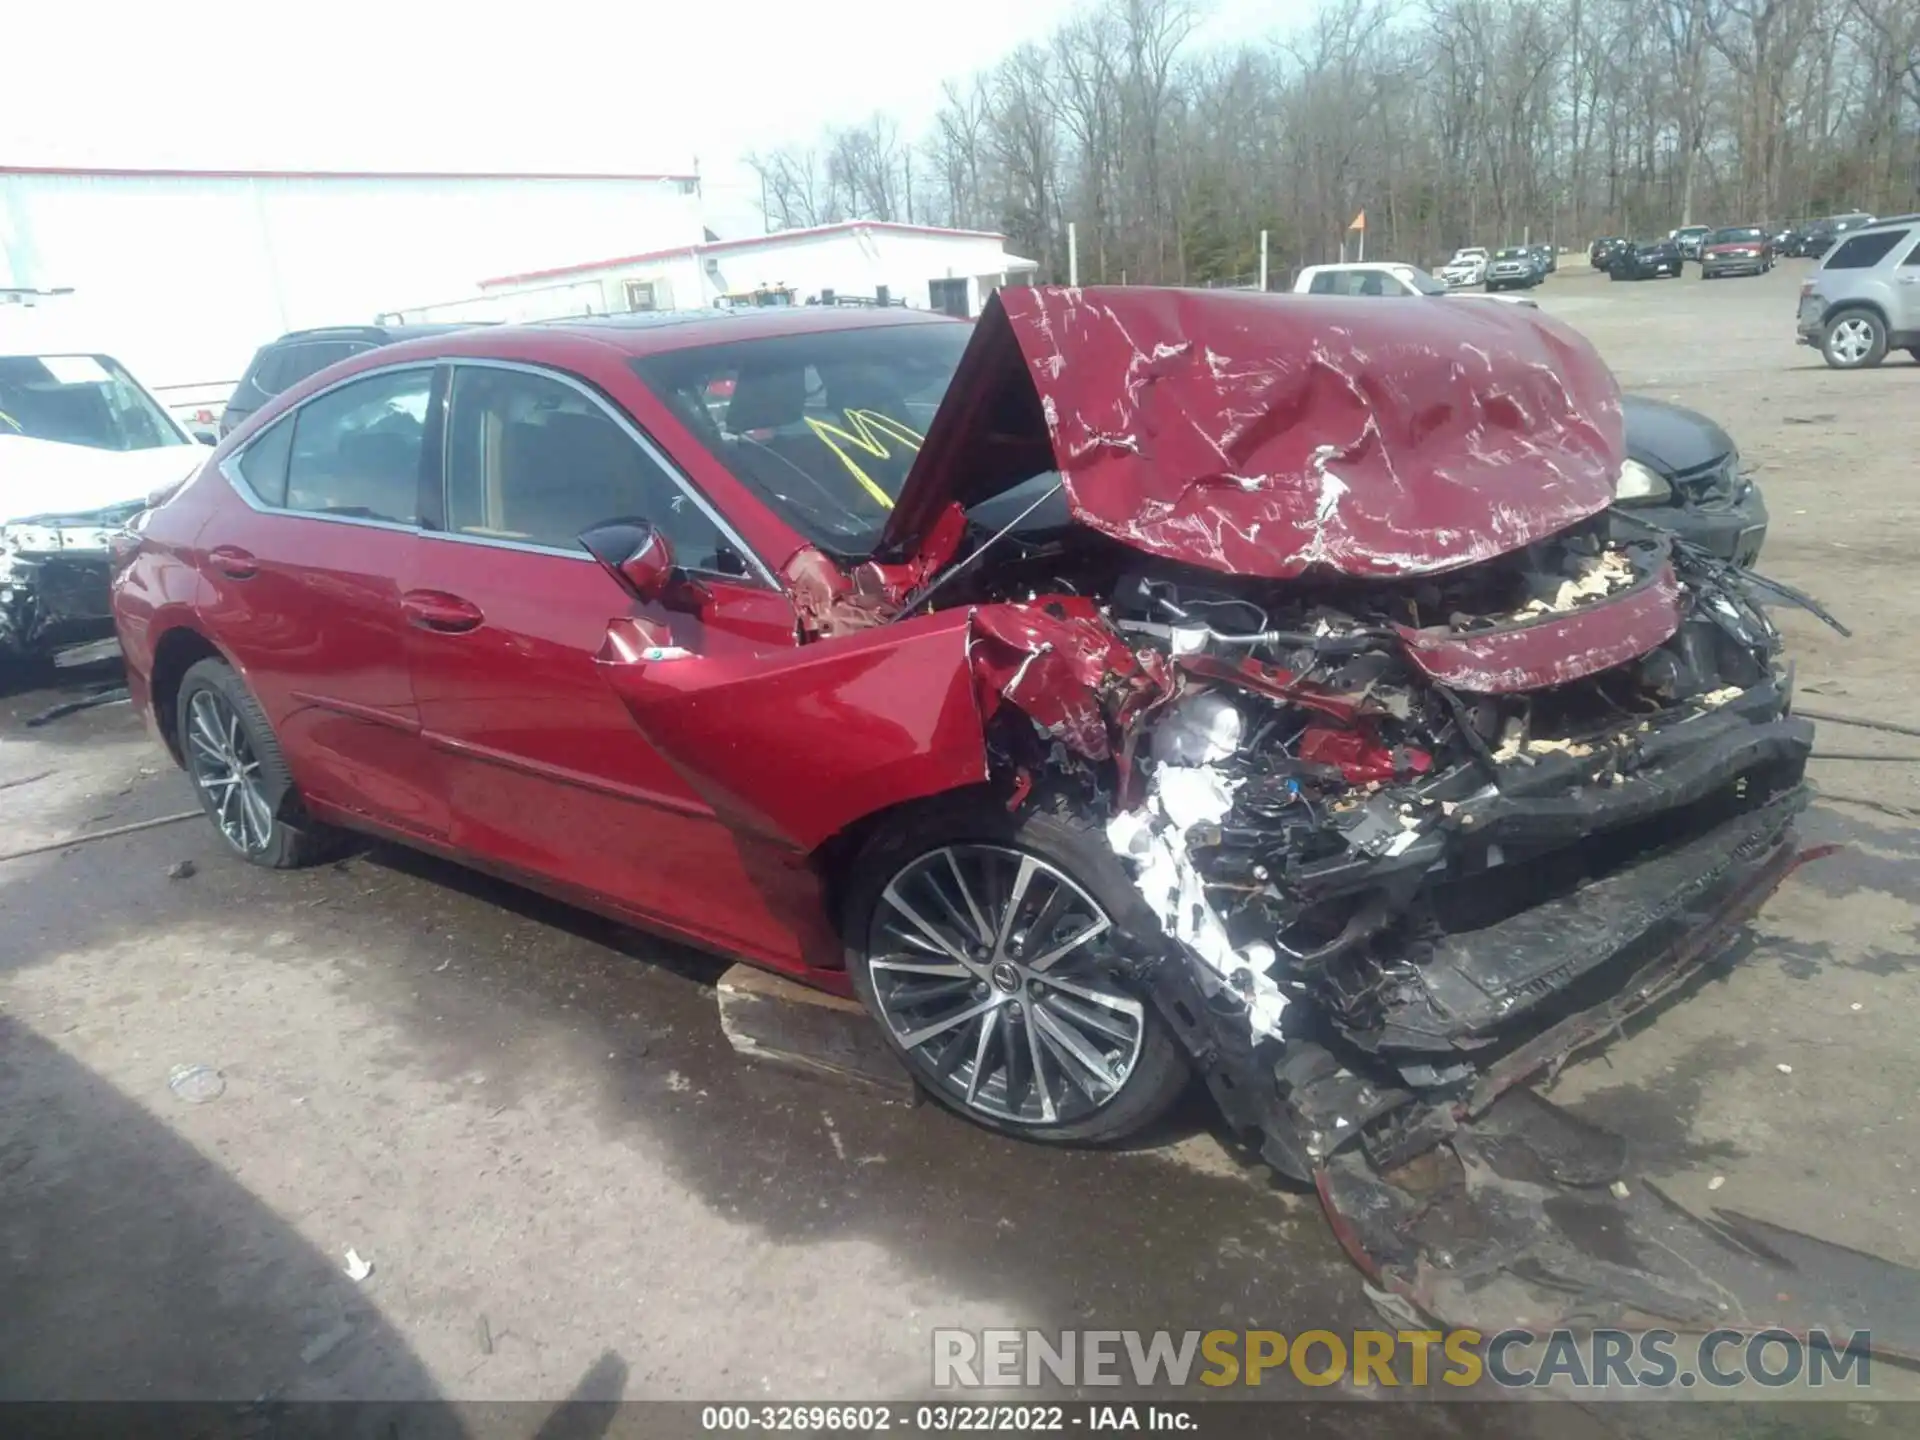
[
  {"xmin": 401, "ymin": 359, "xmax": 821, "ymax": 966},
  {"xmin": 199, "ymin": 364, "xmax": 444, "ymax": 837},
  {"xmin": 1895, "ymin": 231, "xmax": 1920, "ymax": 333}
]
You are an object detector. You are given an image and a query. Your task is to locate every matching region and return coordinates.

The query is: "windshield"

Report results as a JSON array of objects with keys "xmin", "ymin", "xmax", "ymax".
[
  {"xmin": 0, "ymin": 354, "xmax": 186, "ymax": 452},
  {"xmin": 1494, "ymin": 249, "xmax": 1527, "ymax": 259},
  {"xmin": 630, "ymin": 322, "xmax": 972, "ymax": 552},
  {"xmin": 1711, "ymin": 228, "xmax": 1764, "ymax": 243},
  {"xmin": 1407, "ymin": 269, "xmax": 1448, "ymax": 295}
]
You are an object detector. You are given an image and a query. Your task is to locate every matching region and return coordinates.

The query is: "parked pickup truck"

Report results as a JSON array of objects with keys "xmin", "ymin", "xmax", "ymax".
[{"xmin": 1292, "ymin": 262, "xmax": 1535, "ymax": 306}]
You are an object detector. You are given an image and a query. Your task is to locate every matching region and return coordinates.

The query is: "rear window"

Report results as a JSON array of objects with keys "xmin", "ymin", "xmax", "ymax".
[
  {"xmin": 254, "ymin": 340, "xmax": 374, "ymax": 396},
  {"xmin": 1824, "ymin": 230, "xmax": 1908, "ymax": 270}
]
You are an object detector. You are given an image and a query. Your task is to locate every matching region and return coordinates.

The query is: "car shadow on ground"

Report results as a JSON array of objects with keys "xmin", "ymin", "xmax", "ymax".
[{"xmin": 0, "ymin": 1014, "xmax": 449, "ymax": 1406}]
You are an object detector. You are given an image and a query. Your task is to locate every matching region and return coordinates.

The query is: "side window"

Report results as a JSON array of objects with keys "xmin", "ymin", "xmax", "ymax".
[
  {"xmin": 1307, "ymin": 271, "xmax": 1338, "ymax": 295},
  {"xmin": 1825, "ymin": 231, "xmax": 1906, "ymax": 270},
  {"xmin": 235, "ymin": 416, "xmax": 294, "ymax": 506},
  {"xmin": 444, "ymin": 365, "xmax": 740, "ymax": 573},
  {"xmin": 284, "ymin": 368, "xmax": 431, "ymax": 524},
  {"xmin": 1901, "ymin": 235, "xmax": 1920, "ymax": 268}
]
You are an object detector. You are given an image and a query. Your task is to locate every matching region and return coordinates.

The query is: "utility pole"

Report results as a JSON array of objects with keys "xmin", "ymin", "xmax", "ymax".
[
  {"xmin": 1259, "ymin": 229, "xmax": 1269, "ymax": 291},
  {"xmin": 1068, "ymin": 222, "xmax": 1079, "ymax": 286}
]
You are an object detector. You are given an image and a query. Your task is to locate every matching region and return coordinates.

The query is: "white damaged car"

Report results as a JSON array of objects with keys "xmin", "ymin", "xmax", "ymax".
[{"xmin": 0, "ymin": 347, "xmax": 207, "ymax": 671}]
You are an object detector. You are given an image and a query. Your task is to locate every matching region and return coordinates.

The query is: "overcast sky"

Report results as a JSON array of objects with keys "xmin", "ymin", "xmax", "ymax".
[{"xmin": 7, "ymin": 0, "xmax": 1301, "ymax": 235}]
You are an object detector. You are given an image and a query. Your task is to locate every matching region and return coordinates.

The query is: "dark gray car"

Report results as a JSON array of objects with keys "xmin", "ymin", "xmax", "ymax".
[
  {"xmin": 1611, "ymin": 394, "xmax": 1767, "ymax": 564},
  {"xmin": 220, "ymin": 323, "xmax": 477, "ymax": 436}
]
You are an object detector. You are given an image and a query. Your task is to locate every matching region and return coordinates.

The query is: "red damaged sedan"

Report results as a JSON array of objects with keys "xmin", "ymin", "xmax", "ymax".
[{"xmin": 112, "ymin": 289, "xmax": 1816, "ymax": 1178}]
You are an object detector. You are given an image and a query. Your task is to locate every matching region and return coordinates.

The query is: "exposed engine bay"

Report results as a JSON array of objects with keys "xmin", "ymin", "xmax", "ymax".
[{"xmin": 914, "ymin": 514, "xmax": 1827, "ymax": 1182}]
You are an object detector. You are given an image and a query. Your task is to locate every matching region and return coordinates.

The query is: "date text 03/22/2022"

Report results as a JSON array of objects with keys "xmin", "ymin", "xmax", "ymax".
[{"xmin": 699, "ymin": 1404, "xmax": 1194, "ymax": 1432}]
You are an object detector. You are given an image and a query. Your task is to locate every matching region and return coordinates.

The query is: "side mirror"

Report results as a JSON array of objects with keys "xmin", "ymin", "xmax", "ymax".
[
  {"xmin": 581, "ymin": 519, "xmax": 682, "ymax": 606},
  {"xmin": 192, "ymin": 428, "xmax": 218, "ymax": 446}
]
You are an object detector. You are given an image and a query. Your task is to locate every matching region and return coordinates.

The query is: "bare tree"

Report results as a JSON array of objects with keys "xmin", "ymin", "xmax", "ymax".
[{"xmin": 746, "ymin": 0, "xmax": 1920, "ymax": 276}]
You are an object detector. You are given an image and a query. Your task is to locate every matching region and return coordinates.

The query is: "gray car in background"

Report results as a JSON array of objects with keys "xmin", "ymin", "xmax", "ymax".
[{"xmin": 1795, "ymin": 213, "xmax": 1920, "ymax": 369}]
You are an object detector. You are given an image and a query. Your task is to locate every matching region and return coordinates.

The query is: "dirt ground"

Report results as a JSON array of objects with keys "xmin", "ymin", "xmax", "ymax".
[{"xmin": 2, "ymin": 262, "xmax": 1917, "ymax": 1425}]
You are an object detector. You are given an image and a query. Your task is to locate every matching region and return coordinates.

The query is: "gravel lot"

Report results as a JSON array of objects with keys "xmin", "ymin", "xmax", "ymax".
[{"xmin": 2, "ymin": 261, "xmax": 1915, "ymax": 1425}]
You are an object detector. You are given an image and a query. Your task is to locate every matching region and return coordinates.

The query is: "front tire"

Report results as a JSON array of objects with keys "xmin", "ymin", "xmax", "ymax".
[
  {"xmin": 176, "ymin": 658, "xmax": 343, "ymax": 868},
  {"xmin": 843, "ymin": 796, "xmax": 1190, "ymax": 1145},
  {"xmin": 1822, "ymin": 309, "xmax": 1888, "ymax": 370}
]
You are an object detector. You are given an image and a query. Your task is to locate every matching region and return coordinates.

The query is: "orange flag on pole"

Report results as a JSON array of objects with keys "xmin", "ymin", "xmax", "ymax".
[{"xmin": 1348, "ymin": 210, "xmax": 1366, "ymax": 231}]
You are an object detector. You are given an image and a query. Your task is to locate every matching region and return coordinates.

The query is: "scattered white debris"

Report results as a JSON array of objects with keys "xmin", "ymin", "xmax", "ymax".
[
  {"xmin": 1698, "ymin": 685, "xmax": 1744, "ymax": 707},
  {"xmin": 1152, "ymin": 691, "xmax": 1245, "ymax": 767},
  {"xmin": 1852, "ymin": 1002, "xmax": 1864, "ymax": 1012},
  {"xmin": 1493, "ymin": 718, "xmax": 1526, "ymax": 763},
  {"xmin": 1108, "ymin": 765, "xmax": 1288, "ymax": 1041},
  {"xmin": 1609, "ymin": 1180, "xmax": 1632, "ymax": 1199},
  {"xmin": 666, "ymin": 1071, "xmax": 693, "ymax": 1093},
  {"xmin": 167, "ymin": 1064, "xmax": 225, "ymax": 1104},
  {"xmin": 1522, "ymin": 547, "xmax": 1635, "ymax": 616},
  {"xmin": 343, "ymin": 1248, "xmax": 373, "ymax": 1282},
  {"xmin": 1708, "ymin": 1175, "xmax": 1726, "ymax": 1192},
  {"xmin": 301, "ymin": 1320, "xmax": 355, "ymax": 1365},
  {"xmin": 1776, "ymin": 1063, "xmax": 1794, "ymax": 1075}
]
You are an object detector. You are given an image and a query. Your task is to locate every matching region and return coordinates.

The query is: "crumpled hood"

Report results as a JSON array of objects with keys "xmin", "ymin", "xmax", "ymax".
[
  {"xmin": 0, "ymin": 434, "xmax": 201, "ymax": 525},
  {"xmin": 881, "ymin": 285, "xmax": 1625, "ymax": 579}
]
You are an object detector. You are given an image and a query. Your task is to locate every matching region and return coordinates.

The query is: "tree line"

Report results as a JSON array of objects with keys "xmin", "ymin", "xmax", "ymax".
[{"xmin": 745, "ymin": 0, "xmax": 1920, "ymax": 287}]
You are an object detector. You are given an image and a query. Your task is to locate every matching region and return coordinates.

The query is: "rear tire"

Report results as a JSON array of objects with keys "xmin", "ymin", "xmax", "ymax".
[
  {"xmin": 176, "ymin": 658, "xmax": 344, "ymax": 868},
  {"xmin": 842, "ymin": 794, "xmax": 1190, "ymax": 1145},
  {"xmin": 1821, "ymin": 309, "xmax": 1889, "ymax": 370}
]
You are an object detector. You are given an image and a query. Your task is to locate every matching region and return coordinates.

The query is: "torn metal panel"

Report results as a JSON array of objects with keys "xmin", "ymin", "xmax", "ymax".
[
  {"xmin": 881, "ymin": 285, "xmax": 1625, "ymax": 580},
  {"xmin": 1394, "ymin": 557, "xmax": 1684, "ymax": 693},
  {"xmin": 968, "ymin": 597, "xmax": 1172, "ymax": 762},
  {"xmin": 781, "ymin": 503, "xmax": 967, "ymax": 641}
]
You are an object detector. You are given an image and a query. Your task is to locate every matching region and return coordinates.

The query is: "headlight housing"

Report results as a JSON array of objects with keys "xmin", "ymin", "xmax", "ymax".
[{"xmin": 1614, "ymin": 459, "xmax": 1673, "ymax": 506}]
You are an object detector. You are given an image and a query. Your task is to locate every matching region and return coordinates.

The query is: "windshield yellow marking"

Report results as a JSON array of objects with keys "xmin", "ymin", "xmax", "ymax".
[{"xmin": 804, "ymin": 410, "xmax": 925, "ymax": 510}]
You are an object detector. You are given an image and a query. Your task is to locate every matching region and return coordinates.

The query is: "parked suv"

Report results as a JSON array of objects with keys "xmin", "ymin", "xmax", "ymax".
[
  {"xmin": 220, "ymin": 323, "xmax": 476, "ymax": 435},
  {"xmin": 1796, "ymin": 214, "xmax": 1920, "ymax": 369}
]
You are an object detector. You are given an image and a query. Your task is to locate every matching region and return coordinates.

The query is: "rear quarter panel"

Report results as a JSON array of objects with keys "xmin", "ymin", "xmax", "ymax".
[{"xmin": 112, "ymin": 461, "xmax": 226, "ymax": 739}]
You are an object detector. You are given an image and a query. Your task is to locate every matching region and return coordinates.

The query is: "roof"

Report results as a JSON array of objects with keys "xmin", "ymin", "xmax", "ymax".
[
  {"xmin": 481, "ymin": 220, "xmax": 1014, "ymax": 289},
  {"xmin": 274, "ymin": 322, "xmax": 485, "ymax": 343},
  {"xmin": 0, "ymin": 165, "xmax": 699, "ymax": 184},
  {"xmin": 353, "ymin": 303, "xmax": 961, "ymax": 370}
]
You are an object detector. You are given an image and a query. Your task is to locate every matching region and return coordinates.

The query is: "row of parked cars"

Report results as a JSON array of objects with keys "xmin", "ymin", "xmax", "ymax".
[
  {"xmin": 1588, "ymin": 210, "xmax": 1881, "ymax": 282},
  {"xmin": 1588, "ymin": 227, "xmax": 1776, "ymax": 281},
  {"xmin": 1435, "ymin": 245, "xmax": 1557, "ymax": 291}
]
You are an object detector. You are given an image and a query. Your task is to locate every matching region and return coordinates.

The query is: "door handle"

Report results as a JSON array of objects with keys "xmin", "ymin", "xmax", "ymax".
[
  {"xmin": 209, "ymin": 544, "xmax": 258, "ymax": 580},
  {"xmin": 401, "ymin": 589, "xmax": 485, "ymax": 634}
]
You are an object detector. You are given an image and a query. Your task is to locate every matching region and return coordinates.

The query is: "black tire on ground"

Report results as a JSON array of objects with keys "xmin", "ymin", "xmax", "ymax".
[
  {"xmin": 842, "ymin": 793, "xmax": 1191, "ymax": 1146},
  {"xmin": 1908, "ymin": 348, "xmax": 1920, "ymax": 363},
  {"xmin": 175, "ymin": 656, "xmax": 345, "ymax": 868},
  {"xmin": 1820, "ymin": 308, "xmax": 1889, "ymax": 370}
]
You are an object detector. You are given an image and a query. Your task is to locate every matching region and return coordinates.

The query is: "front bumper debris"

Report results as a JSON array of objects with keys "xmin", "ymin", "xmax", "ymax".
[
  {"xmin": 0, "ymin": 506, "xmax": 135, "ymax": 662},
  {"xmin": 1318, "ymin": 1077, "xmax": 1920, "ymax": 1358}
]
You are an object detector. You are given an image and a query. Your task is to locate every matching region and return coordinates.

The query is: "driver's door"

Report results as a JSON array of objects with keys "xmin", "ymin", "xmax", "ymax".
[{"xmin": 400, "ymin": 359, "xmax": 809, "ymax": 965}]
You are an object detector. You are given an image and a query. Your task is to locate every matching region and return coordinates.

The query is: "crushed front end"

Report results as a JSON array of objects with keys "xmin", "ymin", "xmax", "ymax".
[
  {"xmin": 1080, "ymin": 525, "xmax": 1813, "ymax": 1181},
  {"xmin": 0, "ymin": 504, "xmax": 139, "ymax": 665}
]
